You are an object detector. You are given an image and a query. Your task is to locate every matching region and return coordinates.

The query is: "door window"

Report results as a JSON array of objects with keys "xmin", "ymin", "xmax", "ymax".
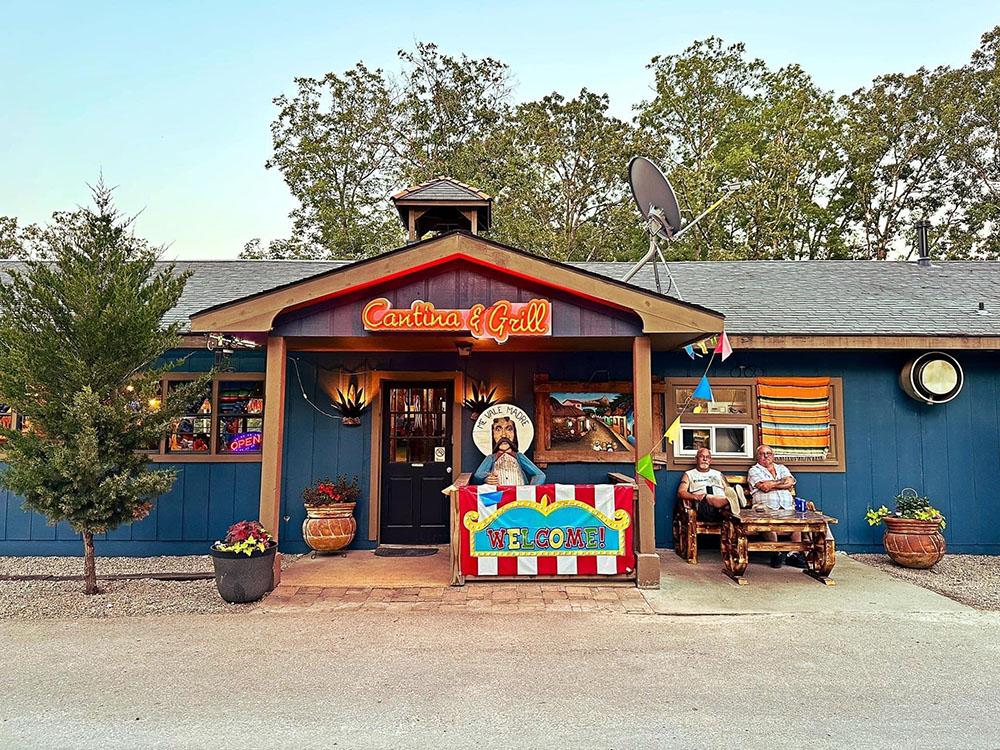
[{"xmin": 386, "ymin": 385, "xmax": 449, "ymax": 463}]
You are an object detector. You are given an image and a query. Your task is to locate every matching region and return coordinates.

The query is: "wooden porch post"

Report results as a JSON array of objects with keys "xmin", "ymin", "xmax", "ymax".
[
  {"xmin": 632, "ymin": 335, "xmax": 660, "ymax": 588},
  {"xmin": 260, "ymin": 335, "xmax": 287, "ymax": 586}
]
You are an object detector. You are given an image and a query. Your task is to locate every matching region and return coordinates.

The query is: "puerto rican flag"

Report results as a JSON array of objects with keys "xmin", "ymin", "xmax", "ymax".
[{"xmin": 458, "ymin": 483, "xmax": 635, "ymax": 578}]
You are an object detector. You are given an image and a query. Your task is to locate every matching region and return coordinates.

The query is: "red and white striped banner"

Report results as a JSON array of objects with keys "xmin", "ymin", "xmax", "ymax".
[{"xmin": 458, "ymin": 483, "xmax": 635, "ymax": 578}]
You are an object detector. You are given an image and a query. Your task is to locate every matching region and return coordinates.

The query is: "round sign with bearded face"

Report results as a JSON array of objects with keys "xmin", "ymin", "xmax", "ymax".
[{"xmin": 472, "ymin": 403, "xmax": 534, "ymax": 457}]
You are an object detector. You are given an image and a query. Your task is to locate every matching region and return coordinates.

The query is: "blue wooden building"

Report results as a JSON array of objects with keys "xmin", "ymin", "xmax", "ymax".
[{"xmin": 2, "ymin": 179, "xmax": 998, "ymax": 586}]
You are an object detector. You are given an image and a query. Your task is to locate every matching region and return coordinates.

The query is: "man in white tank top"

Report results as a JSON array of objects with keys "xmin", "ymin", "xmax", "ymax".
[{"xmin": 677, "ymin": 448, "xmax": 740, "ymax": 521}]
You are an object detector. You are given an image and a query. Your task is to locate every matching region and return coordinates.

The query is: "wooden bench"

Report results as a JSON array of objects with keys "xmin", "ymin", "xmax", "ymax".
[{"xmin": 673, "ymin": 474, "xmax": 750, "ymax": 564}]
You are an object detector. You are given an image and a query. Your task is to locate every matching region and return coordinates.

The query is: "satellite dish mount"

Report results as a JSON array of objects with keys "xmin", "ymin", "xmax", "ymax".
[{"xmin": 622, "ymin": 156, "xmax": 740, "ymax": 295}]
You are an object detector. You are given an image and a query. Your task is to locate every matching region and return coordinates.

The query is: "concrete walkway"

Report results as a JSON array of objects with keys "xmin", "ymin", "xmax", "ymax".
[
  {"xmin": 272, "ymin": 547, "xmax": 971, "ymax": 617},
  {"xmin": 646, "ymin": 550, "xmax": 972, "ymax": 615}
]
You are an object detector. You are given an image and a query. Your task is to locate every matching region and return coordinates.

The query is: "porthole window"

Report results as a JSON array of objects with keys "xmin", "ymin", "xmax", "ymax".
[{"xmin": 900, "ymin": 352, "xmax": 964, "ymax": 404}]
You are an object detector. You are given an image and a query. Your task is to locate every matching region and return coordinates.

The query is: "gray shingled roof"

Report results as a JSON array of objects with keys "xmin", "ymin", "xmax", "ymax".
[
  {"xmin": 585, "ymin": 260, "xmax": 1000, "ymax": 336},
  {"xmin": 2, "ymin": 259, "xmax": 998, "ymax": 337},
  {"xmin": 392, "ymin": 177, "xmax": 490, "ymax": 202}
]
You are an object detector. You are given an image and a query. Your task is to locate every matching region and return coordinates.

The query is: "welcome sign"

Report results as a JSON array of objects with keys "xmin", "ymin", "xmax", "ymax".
[{"xmin": 458, "ymin": 484, "xmax": 635, "ymax": 577}]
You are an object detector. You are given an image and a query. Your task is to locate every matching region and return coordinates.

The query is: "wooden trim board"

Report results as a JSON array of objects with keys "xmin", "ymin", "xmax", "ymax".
[{"xmin": 259, "ymin": 337, "xmax": 287, "ymax": 540}]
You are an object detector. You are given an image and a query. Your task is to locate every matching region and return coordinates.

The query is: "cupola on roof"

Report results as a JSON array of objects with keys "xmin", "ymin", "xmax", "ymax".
[{"xmin": 391, "ymin": 176, "xmax": 492, "ymax": 240}]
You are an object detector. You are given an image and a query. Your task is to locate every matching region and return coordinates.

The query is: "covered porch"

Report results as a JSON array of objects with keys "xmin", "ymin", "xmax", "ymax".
[{"xmin": 190, "ymin": 231, "xmax": 724, "ymax": 589}]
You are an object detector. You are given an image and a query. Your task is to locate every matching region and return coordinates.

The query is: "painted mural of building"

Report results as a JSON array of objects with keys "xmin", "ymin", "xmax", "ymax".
[{"xmin": 1, "ymin": 178, "xmax": 999, "ymax": 585}]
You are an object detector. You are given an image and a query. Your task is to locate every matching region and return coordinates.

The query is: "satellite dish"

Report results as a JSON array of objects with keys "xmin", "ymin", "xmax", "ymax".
[
  {"xmin": 628, "ymin": 156, "xmax": 682, "ymax": 239},
  {"xmin": 622, "ymin": 156, "xmax": 742, "ymax": 292}
]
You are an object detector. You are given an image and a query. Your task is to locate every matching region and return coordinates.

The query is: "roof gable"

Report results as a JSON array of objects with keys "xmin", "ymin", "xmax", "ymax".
[{"xmin": 188, "ymin": 231, "xmax": 724, "ymax": 340}]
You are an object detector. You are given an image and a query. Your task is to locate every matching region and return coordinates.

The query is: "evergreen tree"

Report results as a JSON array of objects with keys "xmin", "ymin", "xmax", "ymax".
[{"xmin": 0, "ymin": 183, "xmax": 206, "ymax": 594}]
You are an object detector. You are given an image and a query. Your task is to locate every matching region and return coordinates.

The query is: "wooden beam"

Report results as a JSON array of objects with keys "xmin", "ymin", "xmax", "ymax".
[
  {"xmin": 632, "ymin": 335, "xmax": 660, "ymax": 589},
  {"xmin": 259, "ymin": 336, "xmax": 287, "ymax": 544},
  {"xmin": 459, "ymin": 209, "xmax": 478, "ymax": 235}
]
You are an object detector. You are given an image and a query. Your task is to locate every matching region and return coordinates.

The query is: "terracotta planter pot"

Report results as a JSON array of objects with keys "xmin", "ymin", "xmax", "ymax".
[
  {"xmin": 303, "ymin": 502, "xmax": 357, "ymax": 552},
  {"xmin": 882, "ymin": 516, "xmax": 946, "ymax": 569}
]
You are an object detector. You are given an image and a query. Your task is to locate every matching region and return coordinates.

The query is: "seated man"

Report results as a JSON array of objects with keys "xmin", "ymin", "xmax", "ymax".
[
  {"xmin": 676, "ymin": 447, "xmax": 741, "ymax": 523},
  {"xmin": 748, "ymin": 444, "xmax": 806, "ymax": 569},
  {"xmin": 472, "ymin": 416, "xmax": 545, "ymax": 486}
]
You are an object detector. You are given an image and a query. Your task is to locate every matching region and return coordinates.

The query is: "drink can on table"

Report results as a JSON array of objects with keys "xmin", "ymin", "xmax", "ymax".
[{"xmin": 794, "ymin": 497, "xmax": 808, "ymax": 513}]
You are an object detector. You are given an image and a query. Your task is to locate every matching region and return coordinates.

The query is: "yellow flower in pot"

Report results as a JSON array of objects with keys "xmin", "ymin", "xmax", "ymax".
[{"xmin": 866, "ymin": 488, "xmax": 946, "ymax": 569}]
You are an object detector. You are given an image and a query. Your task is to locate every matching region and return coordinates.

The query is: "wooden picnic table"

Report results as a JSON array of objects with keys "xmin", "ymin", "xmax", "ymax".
[{"xmin": 720, "ymin": 506, "xmax": 838, "ymax": 586}]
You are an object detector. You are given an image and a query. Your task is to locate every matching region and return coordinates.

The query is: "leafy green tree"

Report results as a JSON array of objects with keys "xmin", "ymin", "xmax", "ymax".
[
  {"xmin": 0, "ymin": 211, "xmax": 89, "ymax": 260},
  {"xmin": 941, "ymin": 26, "xmax": 1000, "ymax": 258},
  {"xmin": 836, "ymin": 66, "xmax": 964, "ymax": 259},
  {"xmin": 261, "ymin": 63, "xmax": 402, "ymax": 259},
  {"xmin": 0, "ymin": 183, "xmax": 206, "ymax": 594},
  {"xmin": 253, "ymin": 33, "xmax": 1000, "ymax": 262},
  {"xmin": 0, "ymin": 217, "xmax": 21, "ymax": 259},
  {"xmin": 250, "ymin": 44, "xmax": 514, "ymax": 259},
  {"xmin": 637, "ymin": 38, "xmax": 846, "ymax": 260},
  {"xmin": 395, "ymin": 42, "xmax": 513, "ymax": 184},
  {"xmin": 490, "ymin": 89, "xmax": 642, "ymax": 261}
]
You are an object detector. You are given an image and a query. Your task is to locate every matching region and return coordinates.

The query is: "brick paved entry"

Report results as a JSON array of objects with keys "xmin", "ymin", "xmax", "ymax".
[{"xmin": 261, "ymin": 583, "xmax": 653, "ymax": 615}]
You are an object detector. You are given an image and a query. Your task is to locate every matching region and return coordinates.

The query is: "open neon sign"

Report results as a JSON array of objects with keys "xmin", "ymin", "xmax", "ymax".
[
  {"xmin": 361, "ymin": 298, "xmax": 552, "ymax": 344},
  {"xmin": 229, "ymin": 432, "xmax": 262, "ymax": 453}
]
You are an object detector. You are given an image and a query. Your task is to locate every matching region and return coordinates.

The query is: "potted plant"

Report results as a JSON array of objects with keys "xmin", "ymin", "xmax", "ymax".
[
  {"xmin": 210, "ymin": 520, "xmax": 276, "ymax": 603},
  {"xmin": 302, "ymin": 475, "xmax": 360, "ymax": 552},
  {"xmin": 462, "ymin": 380, "xmax": 498, "ymax": 420},
  {"xmin": 866, "ymin": 488, "xmax": 947, "ymax": 569},
  {"xmin": 332, "ymin": 383, "xmax": 367, "ymax": 426}
]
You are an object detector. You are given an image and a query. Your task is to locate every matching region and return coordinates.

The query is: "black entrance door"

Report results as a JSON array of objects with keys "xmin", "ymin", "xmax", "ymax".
[{"xmin": 380, "ymin": 382, "xmax": 453, "ymax": 544}]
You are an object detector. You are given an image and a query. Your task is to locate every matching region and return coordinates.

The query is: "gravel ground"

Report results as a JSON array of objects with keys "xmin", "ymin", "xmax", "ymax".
[
  {"xmin": 0, "ymin": 555, "xmax": 300, "ymax": 620},
  {"xmin": 852, "ymin": 553, "xmax": 1000, "ymax": 611}
]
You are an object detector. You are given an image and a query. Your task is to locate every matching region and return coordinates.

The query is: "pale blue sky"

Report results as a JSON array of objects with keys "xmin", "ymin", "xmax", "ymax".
[{"xmin": 2, "ymin": 1, "xmax": 996, "ymax": 259}]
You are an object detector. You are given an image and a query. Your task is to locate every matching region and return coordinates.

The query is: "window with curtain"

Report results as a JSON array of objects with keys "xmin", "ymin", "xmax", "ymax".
[{"xmin": 665, "ymin": 377, "xmax": 844, "ymax": 472}]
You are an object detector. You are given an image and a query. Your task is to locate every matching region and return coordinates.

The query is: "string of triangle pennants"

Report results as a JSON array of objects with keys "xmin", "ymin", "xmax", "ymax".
[{"xmin": 635, "ymin": 331, "xmax": 734, "ymax": 491}]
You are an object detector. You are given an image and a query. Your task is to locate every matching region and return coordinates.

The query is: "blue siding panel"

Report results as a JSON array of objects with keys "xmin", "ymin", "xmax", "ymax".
[
  {"xmin": 106, "ymin": 523, "xmax": 131, "ymax": 541},
  {"xmin": 181, "ymin": 464, "xmax": 211, "ymax": 541},
  {"xmin": 4, "ymin": 490, "xmax": 30, "ymax": 540},
  {"xmin": 208, "ymin": 463, "xmax": 237, "ymax": 541},
  {"xmin": 130, "ymin": 502, "xmax": 158, "ymax": 541},
  {"xmin": 2, "ymin": 348, "xmax": 1000, "ymax": 555},
  {"xmin": 155, "ymin": 467, "xmax": 185, "ymax": 542},
  {"xmin": 233, "ymin": 463, "xmax": 261, "ymax": 524},
  {"xmin": 30, "ymin": 511, "xmax": 56, "ymax": 540}
]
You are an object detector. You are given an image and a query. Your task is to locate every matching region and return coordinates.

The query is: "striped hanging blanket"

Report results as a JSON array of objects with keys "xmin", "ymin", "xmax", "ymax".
[{"xmin": 756, "ymin": 377, "xmax": 831, "ymax": 460}]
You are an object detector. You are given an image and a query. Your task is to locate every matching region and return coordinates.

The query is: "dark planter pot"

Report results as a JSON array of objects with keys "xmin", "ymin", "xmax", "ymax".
[
  {"xmin": 210, "ymin": 544, "xmax": 276, "ymax": 603},
  {"xmin": 882, "ymin": 517, "xmax": 946, "ymax": 569}
]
